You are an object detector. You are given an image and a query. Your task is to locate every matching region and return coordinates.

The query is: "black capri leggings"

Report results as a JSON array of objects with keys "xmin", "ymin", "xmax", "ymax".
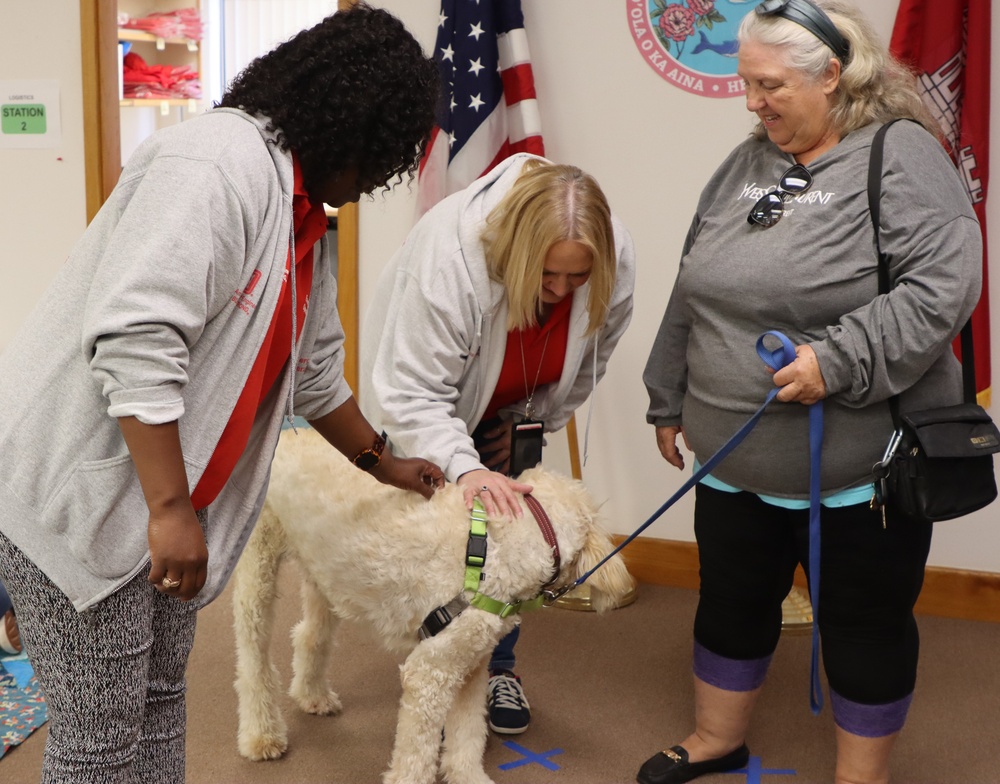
[{"xmin": 692, "ymin": 484, "xmax": 932, "ymax": 704}]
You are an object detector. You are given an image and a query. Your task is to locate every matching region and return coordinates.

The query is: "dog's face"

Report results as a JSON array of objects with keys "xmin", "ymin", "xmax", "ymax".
[{"xmin": 515, "ymin": 467, "xmax": 635, "ymax": 613}]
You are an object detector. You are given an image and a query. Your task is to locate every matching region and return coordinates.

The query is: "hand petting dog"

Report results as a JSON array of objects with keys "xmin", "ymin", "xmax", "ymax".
[
  {"xmin": 458, "ymin": 469, "xmax": 533, "ymax": 518},
  {"xmin": 373, "ymin": 452, "xmax": 445, "ymax": 499}
]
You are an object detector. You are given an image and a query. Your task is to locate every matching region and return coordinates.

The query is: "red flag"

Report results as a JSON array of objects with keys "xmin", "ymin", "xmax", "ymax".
[
  {"xmin": 417, "ymin": 0, "xmax": 544, "ymax": 217},
  {"xmin": 891, "ymin": 0, "xmax": 991, "ymax": 406}
]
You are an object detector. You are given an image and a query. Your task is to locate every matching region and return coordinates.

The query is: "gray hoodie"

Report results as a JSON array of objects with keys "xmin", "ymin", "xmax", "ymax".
[
  {"xmin": 0, "ymin": 108, "xmax": 351, "ymax": 611},
  {"xmin": 361, "ymin": 153, "xmax": 636, "ymax": 482}
]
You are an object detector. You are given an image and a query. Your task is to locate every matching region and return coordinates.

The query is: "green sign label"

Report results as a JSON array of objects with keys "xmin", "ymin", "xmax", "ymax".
[{"xmin": 1, "ymin": 104, "xmax": 47, "ymax": 134}]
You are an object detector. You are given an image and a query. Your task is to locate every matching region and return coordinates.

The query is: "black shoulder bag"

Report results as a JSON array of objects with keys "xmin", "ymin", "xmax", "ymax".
[{"xmin": 869, "ymin": 119, "xmax": 1000, "ymax": 523}]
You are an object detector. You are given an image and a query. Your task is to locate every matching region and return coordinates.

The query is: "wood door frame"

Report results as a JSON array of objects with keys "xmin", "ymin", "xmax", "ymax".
[
  {"xmin": 336, "ymin": 0, "xmax": 360, "ymax": 392},
  {"xmin": 80, "ymin": 0, "xmax": 362, "ymax": 392},
  {"xmin": 80, "ymin": 0, "xmax": 121, "ymax": 221}
]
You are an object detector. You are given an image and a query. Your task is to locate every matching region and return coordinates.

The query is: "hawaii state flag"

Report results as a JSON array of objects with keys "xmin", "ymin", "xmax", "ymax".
[
  {"xmin": 891, "ymin": 0, "xmax": 991, "ymax": 406},
  {"xmin": 417, "ymin": 0, "xmax": 545, "ymax": 216}
]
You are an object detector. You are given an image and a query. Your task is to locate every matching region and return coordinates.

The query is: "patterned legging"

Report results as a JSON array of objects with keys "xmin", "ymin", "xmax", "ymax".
[{"xmin": 0, "ymin": 532, "xmax": 198, "ymax": 784}]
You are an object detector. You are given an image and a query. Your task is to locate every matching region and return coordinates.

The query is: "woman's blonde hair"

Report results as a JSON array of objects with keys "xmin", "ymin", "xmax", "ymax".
[
  {"xmin": 481, "ymin": 159, "xmax": 616, "ymax": 335},
  {"xmin": 739, "ymin": 0, "xmax": 940, "ymax": 140}
]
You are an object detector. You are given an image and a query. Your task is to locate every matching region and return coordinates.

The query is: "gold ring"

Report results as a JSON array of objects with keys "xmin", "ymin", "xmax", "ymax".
[{"xmin": 161, "ymin": 577, "xmax": 181, "ymax": 589}]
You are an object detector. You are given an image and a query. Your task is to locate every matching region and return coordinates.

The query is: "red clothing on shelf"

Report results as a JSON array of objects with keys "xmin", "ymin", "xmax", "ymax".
[
  {"xmin": 122, "ymin": 52, "xmax": 201, "ymax": 100},
  {"xmin": 120, "ymin": 8, "xmax": 204, "ymax": 41}
]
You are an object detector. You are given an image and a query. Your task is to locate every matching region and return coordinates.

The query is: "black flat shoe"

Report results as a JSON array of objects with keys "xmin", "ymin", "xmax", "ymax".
[{"xmin": 636, "ymin": 743, "xmax": 749, "ymax": 784}]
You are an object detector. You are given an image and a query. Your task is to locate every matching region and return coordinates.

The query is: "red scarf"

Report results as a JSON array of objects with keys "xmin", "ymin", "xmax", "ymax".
[{"xmin": 191, "ymin": 156, "xmax": 327, "ymax": 509}]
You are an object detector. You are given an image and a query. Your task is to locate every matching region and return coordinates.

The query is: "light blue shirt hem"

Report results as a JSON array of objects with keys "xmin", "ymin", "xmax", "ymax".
[
  {"xmin": 280, "ymin": 416, "xmax": 312, "ymax": 431},
  {"xmin": 694, "ymin": 460, "xmax": 873, "ymax": 509}
]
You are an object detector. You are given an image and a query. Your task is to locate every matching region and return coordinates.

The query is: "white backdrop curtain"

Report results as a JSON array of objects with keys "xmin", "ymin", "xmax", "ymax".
[{"xmin": 207, "ymin": 0, "xmax": 339, "ymax": 102}]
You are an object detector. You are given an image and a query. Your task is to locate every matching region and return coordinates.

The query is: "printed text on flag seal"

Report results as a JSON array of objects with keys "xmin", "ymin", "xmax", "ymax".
[{"xmin": 626, "ymin": 0, "xmax": 755, "ymax": 98}]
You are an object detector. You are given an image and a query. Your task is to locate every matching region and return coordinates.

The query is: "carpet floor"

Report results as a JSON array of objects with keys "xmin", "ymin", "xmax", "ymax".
[{"xmin": 2, "ymin": 564, "xmax": 998, "ymax": 783}]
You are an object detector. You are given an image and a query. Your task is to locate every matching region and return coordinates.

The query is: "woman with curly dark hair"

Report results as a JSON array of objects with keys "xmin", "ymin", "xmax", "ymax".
[
  {"xmin": 220, "ymin": 2, "xmax": 439, "ymax": 200},
  {"xmin": 0, "ymin": 5, "xmax": 442, "ymax": 782}
]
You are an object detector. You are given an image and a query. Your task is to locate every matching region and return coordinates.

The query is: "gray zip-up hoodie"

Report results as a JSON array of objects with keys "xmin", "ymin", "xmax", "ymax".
[
  {"xmin": 0, "ymin": 108, "xmax": 351, "ymax": 611},
  {"xmin": 361, "ymin": 153, "xmax": 636, "ymax": 482}
]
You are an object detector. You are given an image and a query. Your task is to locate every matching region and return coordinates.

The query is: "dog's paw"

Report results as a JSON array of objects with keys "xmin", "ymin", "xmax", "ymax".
[
  {"xmin": 384, "ymin": 771, "xmax": 457, "ymax": 784},
  {"xmin": 293, "ymin": 689, "xmax": 343, "ymax": 716},
  {"xmin": 238, "ymin": 731, "xmax": 289, "ymax": 762},
  {"xmin": 442, "ymin": 770, "xmax": 494, "ymax": 784}
]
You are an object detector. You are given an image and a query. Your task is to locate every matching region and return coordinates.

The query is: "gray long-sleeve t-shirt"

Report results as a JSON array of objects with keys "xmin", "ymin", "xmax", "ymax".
[
  {"xmin": 0, "ymin": 109, "xmax": 351, "ymax": 610},
  {"xmin": 644, "ymin": 120, "xmax": 982, "ymax": 498}
]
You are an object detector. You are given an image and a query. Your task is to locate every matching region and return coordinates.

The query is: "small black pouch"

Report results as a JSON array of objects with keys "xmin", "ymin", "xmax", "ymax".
[
  {"xmin": 868, "ymin": 121, "xmax": 999, "ymax": 526},
  {"xmin": 887, "ymin": 404, "xmax": 1000, "ymax": 523}
]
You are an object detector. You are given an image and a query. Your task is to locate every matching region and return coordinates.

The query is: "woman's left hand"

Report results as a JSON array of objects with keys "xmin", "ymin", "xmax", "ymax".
[
  {"xmin": 147, "ymin": 505, "xmax": 209, "ymax": 601},
  {"xmin": 372, "ymin": 453, "xmax": 445, "ymax": 499},
  {"xmin": 771, "ymin": 344, "xmax": 828, "ymax": 405}
]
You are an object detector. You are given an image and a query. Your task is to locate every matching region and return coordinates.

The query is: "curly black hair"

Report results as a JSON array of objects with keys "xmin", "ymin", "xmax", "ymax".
[{"xmin": 219, "ymin": 3, "xmax": 439, "ymax": 197}]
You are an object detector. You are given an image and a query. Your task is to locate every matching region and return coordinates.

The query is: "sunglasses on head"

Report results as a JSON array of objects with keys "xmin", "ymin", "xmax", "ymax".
[
  {"xmin": 755, "ymin": 0, "xmax": 851, "ymax": 63},
  {"xmin": 747, "ymin": 163, "xmax": 812, "ymax": 228}
]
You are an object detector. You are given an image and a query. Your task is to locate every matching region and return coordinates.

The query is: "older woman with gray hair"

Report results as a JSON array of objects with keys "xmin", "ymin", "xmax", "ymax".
[{"xmin": 640, "ymin": 1, "xmax": 982, "ymax": 783}]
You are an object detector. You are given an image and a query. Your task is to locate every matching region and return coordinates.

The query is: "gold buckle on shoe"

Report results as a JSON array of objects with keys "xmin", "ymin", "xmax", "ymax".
[{"xmin": 663, "ymin": 748, "xmax": 683, "ymax": 763}]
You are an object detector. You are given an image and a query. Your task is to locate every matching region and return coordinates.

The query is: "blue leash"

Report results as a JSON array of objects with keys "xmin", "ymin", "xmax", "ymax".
[{"xmin": 549, "ymin": 330, "xmax": 825, "ymax": 714}]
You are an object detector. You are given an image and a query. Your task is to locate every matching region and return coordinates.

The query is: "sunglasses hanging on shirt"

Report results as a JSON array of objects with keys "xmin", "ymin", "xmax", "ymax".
[{"xmin": 747, "ymin": 163, "xmax": 812, "ymax": 228}]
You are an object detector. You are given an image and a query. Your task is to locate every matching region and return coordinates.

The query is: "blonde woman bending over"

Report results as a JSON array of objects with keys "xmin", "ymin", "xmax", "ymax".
[{"xmin": 363, "ymin": 154, "xmax": 636, "ymax": 734}]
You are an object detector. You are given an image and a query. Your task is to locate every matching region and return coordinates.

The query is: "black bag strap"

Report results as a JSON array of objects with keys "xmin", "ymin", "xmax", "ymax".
[{"xmin": 867, "ymin": 119, "xmax": 978, "ymax": 429}]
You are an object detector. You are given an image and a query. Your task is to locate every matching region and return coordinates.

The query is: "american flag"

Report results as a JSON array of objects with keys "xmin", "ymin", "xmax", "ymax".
[{"xmin": 417, "ymin": 0, "xmax": 545, "ymax": 216}]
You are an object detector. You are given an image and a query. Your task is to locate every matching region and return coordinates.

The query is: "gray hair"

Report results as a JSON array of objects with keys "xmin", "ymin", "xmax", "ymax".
[{"xmin": 738, "ymin": 0, "xmax": 939, "ymax": 140}]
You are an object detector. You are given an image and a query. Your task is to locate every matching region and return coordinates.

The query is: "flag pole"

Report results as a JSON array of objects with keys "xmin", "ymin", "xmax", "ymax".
[
  {"xmin": 555, "ymin": 412, "xmax": 639, "ymax": 611},
  {"xmin": 565, "ymin": 413, "xmax": 582, "ymax": 481}
]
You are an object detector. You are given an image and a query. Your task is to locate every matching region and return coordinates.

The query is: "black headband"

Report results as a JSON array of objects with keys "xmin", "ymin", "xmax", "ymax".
[{"xmin": 755, "ymin": 0, "xmax": 851, "ymax": 63}]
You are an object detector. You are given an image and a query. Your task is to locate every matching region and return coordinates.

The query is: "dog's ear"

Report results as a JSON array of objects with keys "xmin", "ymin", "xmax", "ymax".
[
  {"xmin": 533, "ymin": 468, "xmax": 635, "ymax": 612},
  {"xmin": 574, "ymin": 517, "xmax": 635, "ymax": 614}
]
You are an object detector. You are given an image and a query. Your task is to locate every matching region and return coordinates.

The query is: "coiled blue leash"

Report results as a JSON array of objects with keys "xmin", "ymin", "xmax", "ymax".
[{"xmin": 548, "ymin": 330, "xmax": 826, "ymax": 714}]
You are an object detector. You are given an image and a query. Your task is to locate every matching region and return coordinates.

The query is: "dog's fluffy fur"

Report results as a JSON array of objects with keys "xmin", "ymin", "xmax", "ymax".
[{"xmin": 232, "ymin": 428, "xmax": 634, "ymax": 784}]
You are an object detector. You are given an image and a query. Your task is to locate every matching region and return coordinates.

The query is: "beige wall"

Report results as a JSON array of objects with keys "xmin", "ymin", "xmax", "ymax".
[
  {"xmin": 0, "ymin": 3, "xmax": 88, "ymax": 349},
  {"xmin": 0, "ymin": 1, "xmax": 996, "ymax": 572},
  {"xmin": 359, "ymin": 0, "xmax": 1000, "ymax": 572}
]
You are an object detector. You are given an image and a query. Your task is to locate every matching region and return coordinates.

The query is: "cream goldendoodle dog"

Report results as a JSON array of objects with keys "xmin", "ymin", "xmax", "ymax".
[{"xmin": 232, "ymin": 427, "xmax": 634, "ymax": 784}]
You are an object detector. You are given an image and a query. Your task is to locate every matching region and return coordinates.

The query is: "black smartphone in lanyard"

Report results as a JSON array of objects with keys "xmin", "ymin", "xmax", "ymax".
[{"xmin": 508, "ymin": 418, "xmax": 544, "ymax": 476}]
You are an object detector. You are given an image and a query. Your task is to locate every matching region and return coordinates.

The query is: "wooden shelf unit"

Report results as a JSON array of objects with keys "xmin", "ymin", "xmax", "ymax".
[
  {"xmin": 117, "ymin": 27, "xmax": 199, "ymax": 49},
  {"xmin": 118, "ymin": 0, "xmax": 203, "ymax": 108}
]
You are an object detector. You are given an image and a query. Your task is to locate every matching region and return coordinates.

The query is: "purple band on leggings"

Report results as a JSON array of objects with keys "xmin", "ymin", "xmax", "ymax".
[
  {"xmin": 831, "ymin": 690, "xmax": 913, "ymax": 738},
  {"xmin": 693, "ymin": 642, "xmax": 771, "ymax": 692}
]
